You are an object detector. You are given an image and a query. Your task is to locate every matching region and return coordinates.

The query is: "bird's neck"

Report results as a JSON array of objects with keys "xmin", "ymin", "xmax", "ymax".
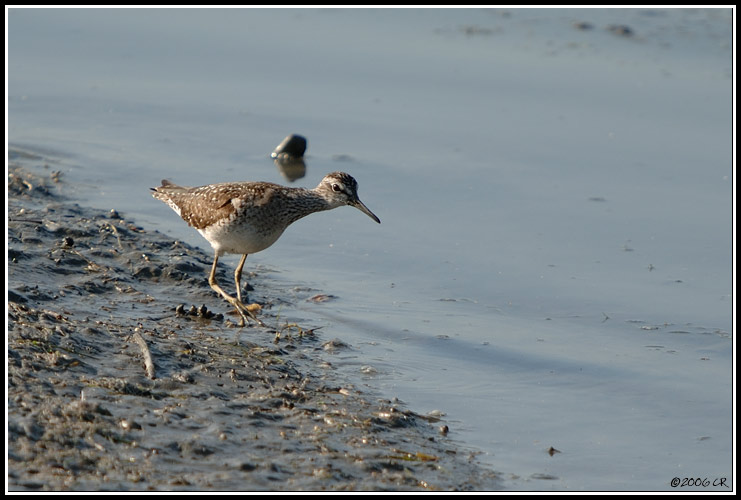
[{"xmin": 280, "ymin": 188, "xmax": 334, "ymax": 226}]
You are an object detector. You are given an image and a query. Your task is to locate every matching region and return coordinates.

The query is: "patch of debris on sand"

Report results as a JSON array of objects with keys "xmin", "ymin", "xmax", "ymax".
[{"xmin": 7, "ymin": 149, "xmax": 501, "ymax": 491}]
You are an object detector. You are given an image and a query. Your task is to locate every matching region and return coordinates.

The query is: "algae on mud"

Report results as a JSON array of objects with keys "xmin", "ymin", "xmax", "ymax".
[{"xmin": 7, "ymin": 151, "xmax": 501, "ymax": 491}]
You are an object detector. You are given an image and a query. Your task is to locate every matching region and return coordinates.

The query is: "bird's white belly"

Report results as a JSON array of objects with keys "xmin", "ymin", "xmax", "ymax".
[{"xmin": 199, "ymin": 220, "xmax": 284, "ymax": 256}]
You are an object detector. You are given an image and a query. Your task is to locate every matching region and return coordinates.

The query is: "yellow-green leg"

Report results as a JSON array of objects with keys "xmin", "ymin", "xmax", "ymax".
[
  {"xmin": 208, "ymin": 254, "xmax": 264, "ymax": 327},
  {"xmin": 234, "ymin": 254, "xmax": 248, "ymax": 303}
]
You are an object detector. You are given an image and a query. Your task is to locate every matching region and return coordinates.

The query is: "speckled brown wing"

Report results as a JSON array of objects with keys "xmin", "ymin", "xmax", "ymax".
[{"xmin": 152, "ymin": 181, "xmax": 266, "ymax": 231}]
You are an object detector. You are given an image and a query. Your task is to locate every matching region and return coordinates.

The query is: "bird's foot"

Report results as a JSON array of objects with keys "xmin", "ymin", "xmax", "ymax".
[{"xmin": 228, "ymin": 297, "xmax": 265, "ymax": 328}]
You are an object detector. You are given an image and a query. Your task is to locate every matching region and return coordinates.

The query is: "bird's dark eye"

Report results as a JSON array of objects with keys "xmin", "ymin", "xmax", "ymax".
[{"xmin": 332, "ymin": 184, "xmax": 342, "ymax": 192}]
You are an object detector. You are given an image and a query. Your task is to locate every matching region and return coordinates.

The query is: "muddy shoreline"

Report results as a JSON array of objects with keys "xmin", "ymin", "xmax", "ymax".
[{"xmin": 7, "ymin": 149, "xmax": 502, "ymax": 491}]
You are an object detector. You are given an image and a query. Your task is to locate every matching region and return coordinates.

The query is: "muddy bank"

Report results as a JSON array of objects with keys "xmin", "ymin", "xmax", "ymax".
[{"xmin": 7, "ymin": 149, "xmax": 502, "ymax": 491}]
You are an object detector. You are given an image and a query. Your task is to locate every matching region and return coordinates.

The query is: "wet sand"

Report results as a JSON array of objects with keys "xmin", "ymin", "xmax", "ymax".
[{"xmin": 7, "ymin": 149, "xmax": 501, "ymax": 491}]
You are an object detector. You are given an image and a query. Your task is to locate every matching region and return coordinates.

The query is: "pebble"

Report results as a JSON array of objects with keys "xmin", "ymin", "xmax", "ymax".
[{"xmin": 271, "ymin": 134, "xmax": 307, "ymax": 159}]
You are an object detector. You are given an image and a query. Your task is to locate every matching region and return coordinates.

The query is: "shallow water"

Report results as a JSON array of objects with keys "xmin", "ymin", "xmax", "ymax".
[{"xmin": 8, "ymin": 7, "xmax": 734, "ymax": 491}]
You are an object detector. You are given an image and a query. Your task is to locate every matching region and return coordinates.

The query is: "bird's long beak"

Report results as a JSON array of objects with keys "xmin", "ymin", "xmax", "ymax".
[{"xmin": 352, "ymin": 199, "xmax": 381, "ymax": 224}]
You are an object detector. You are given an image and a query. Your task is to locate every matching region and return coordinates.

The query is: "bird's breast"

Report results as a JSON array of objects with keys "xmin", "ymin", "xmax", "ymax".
[{"xmin": 199, "ymin": 214, "xmax": 286, "ymax": 255}]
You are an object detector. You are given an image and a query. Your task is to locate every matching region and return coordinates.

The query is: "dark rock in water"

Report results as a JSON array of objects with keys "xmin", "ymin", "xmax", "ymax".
[
  {"xmin": 271, "ymin": 134, "xmax": 307, "ymax": 160},
  {"xmin": 272, "ymin": 135, "xmax": 308, "ymax": 182}
]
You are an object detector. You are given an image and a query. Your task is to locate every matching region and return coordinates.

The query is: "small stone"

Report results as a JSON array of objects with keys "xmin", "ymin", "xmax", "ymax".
[{"xmin": 271, "ymin": 134, "xmax": 307, "ymax": 159}]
